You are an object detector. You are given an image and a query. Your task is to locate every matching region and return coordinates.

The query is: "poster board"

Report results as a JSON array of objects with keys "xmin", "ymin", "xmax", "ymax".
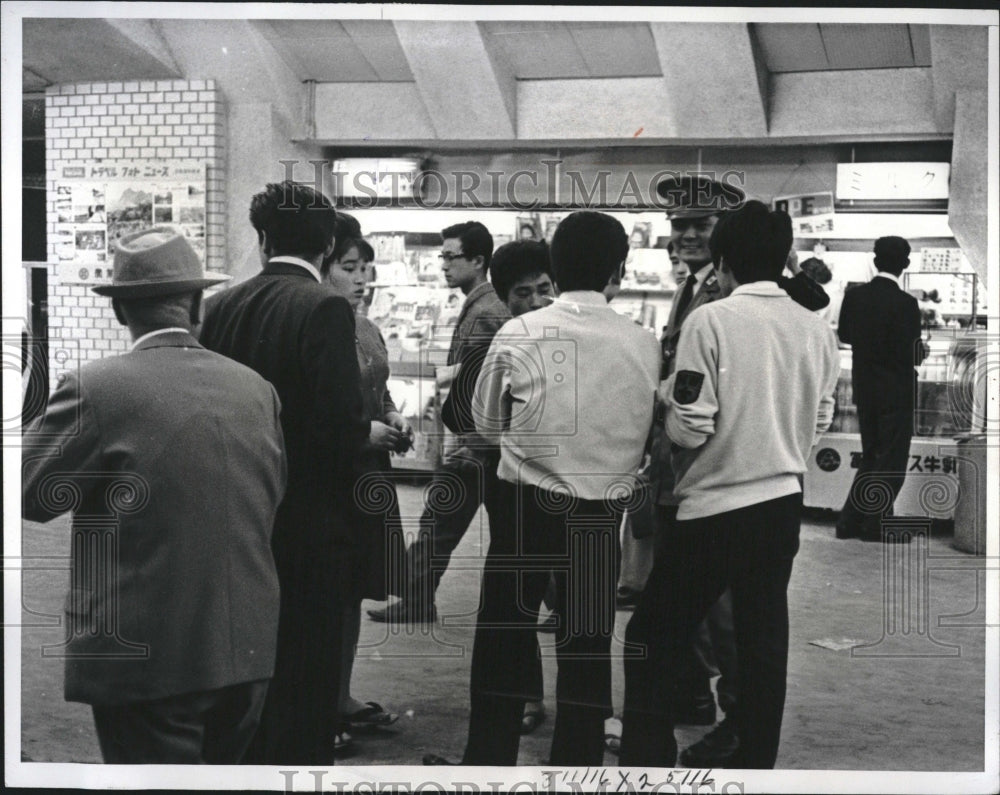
[{"xmin": 53, "ymin": 161, "xmax": 207, "ymax": 284}]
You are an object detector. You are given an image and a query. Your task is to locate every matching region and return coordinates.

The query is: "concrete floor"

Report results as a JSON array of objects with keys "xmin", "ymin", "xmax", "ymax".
[{"xmin": 19, "ymin": 484, "xmax": 989, "ymax": 771}]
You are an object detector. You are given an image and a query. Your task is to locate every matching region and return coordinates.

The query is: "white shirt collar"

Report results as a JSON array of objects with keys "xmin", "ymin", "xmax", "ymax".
[
  {"xmin": 730, "ymin": 281, "xmax": 791, "ymax": 298},
  {"xmin": 691, "ymin": 263, "xmax": 714, "ymax": 288},
  {"xmin": 269, "ymin": 255, "xmax": 322, "ymax": 283},
  {"xmin": 875, "ymin": 272, "xmax": 901, "ymax": 286},
  {"xmin": 131, "ymin": 327, "xmax": 188, "ymax": 350},
  {"xmin": 551, "ymin": 291, "xmax": 609, "ymax": 312}
]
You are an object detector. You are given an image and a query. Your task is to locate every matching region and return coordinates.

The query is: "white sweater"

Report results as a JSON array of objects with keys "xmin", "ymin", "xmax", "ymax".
[
  {"xmin": 664, "ymin": 282, "xmax": 840, "ymax": 520},
  {"xmin": 474, "ymin": 291, "xmax": 661, "ymax": 501}
]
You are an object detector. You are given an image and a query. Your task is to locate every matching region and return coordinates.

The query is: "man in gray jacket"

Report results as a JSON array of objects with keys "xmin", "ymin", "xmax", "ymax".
[{"xmin": 22, "ymin": 228, "xmax": 286, "ymax": 763}]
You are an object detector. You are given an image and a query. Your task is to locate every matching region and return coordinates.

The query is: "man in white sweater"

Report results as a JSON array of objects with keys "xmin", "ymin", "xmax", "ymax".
[
  {"xmin": 620, "ymin": 201, "xmax": 840, "ymax": 769},
  {"xmin": 424, "ymin": 211, "xmax": 660, "ymax": 767}
]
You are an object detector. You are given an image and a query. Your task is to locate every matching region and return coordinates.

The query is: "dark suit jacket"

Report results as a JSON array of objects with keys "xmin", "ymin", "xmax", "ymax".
[
  {"xmin": 199, "ymin": 261, "xmax": 369, "ymax": 591},
  {"xmin": 838, "ymin": 274, "xmax": 924, "ymax": 409},
  {"xmin": 22, "ymin": 331, "xmax": 286, "ymax": 705}
]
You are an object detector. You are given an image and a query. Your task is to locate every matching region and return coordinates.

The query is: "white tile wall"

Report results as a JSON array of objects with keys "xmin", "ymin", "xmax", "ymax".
[{"xmin": 44, "ymin": 80, "xmax": 226, "ymax": 387}]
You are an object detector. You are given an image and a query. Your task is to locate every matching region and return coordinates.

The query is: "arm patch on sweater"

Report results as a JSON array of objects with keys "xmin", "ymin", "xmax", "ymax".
[{"xmin": 673, "ymin": 370, "xmax": 704, "ymax": 405}]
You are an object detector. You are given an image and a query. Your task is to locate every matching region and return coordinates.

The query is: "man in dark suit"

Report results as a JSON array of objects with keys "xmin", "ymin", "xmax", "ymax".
[
  {"xmin": 199, "ymin": 181, "xmax": 369, "ymax": 764},
  {"xmin": 836, "ymin": 235, "xmax": 925, "ymax": 541},
  {"xmin": 22, "ymin": 228, "xmax": 286, "ymax": 763}
]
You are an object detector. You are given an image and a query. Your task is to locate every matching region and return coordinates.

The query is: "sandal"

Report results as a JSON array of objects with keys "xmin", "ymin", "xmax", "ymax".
[
  {"xmin": 520, "ymin": 701, "xmax": 546, "ymax": 735},
  {"xmin": 344, "ymin": 701, "xmax": 400, "ymax": 732},
  {"xmin": 604, "ymin": 717, "xmax": 622, "ymax": 755}
]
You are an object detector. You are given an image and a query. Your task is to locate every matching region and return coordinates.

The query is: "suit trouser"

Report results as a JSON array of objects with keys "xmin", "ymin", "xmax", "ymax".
[
  {"xmin": 621, "ymin": 493, "xmax": 801, "ymax": 769},
  {"xmin": 463, "ymin": 479, "xmax": 622, "ymax": 766},
  {"xmin": 91, "ymin": 680, "xmax": 269, "ymax": 764},
  {"xmin": 404, "ymin": 457, "xmax": 486, "ymax": 611},
  {"xmin": 243, "ymin": 575, "xmax": 345, "ymax": 765},
  {"xmin": 655, "ymin": 506, "xmax": 738, "ymax": 716},
  {"xmin": 839, "ymin": 402, "xmax": 913, "ymax": 534}
]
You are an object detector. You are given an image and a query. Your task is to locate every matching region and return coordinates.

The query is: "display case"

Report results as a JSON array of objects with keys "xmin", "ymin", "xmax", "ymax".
[{"xmin": 350, "ymin": 208, "xmax": 668, "ymax": 469}]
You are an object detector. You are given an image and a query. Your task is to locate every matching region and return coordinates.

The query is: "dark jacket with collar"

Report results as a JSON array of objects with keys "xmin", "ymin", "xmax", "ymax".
[
  {"xmin": 199, "ymin": 261, "xmax": 369, "ymax": 587},
  {"xmin": 838, "ymin": 274, "xmax": 924, "ymax": 409},
  {"xmin": 447, "ymin": 281, "xmax": 511, "ymax": 367},
  {"xmin": 22, "ymin": 331, "xmax": 286, "ymax": 704}
]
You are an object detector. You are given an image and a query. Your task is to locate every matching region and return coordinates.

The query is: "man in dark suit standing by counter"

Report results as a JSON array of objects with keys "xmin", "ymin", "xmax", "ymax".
[
  {"xmin": 22, "ymin": 228, "xmax": 287, "ymax": 763},
  {"xmin": 200, "ymin": 181, "xmax": 369, "ymax": 764},
  {"xmin": 836, "ymin": 235, "xmax": 925, "ymax": 542}
]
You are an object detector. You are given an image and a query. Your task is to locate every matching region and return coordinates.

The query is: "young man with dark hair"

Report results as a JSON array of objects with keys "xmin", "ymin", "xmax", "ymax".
[
  {"xmin": 424, "ymin": 211, "xmax": 660, "ymax": 766},
  {"xmin": 440, "ymin": 239, "xmax": 558, "ymax": 735},
  {"xmin": 368, "ymin": 220, "xmax": 511, "ymax": 625},
  {"xmin": 200, "ymin": 181, "xmax": 368, "ymax": 764},
  {"xmin": 621, "ymin": 201, "xmax": 840, "ymax": 769},
  {"xmin": 647, "ymin": 176, "xmax": 832, "ymax": 767},
  {"xmin": 835, "ymin": 235, "xmax": 925, "ymax": 542},
  {"xmin": 487, "ymin": 239, "xmax": 555, "ymax": 316}
]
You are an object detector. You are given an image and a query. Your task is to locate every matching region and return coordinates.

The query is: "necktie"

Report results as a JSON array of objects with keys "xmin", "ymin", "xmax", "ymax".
[{"xmin": 675, "ymin": 274, "xmax": 697, "ymax": 319}]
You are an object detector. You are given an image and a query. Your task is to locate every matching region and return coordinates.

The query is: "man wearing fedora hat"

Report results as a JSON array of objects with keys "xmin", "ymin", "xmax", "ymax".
[
  {"xmin": 638, "ymin": 175, "xmax": 830, "ymax": 767},
  {"xmin": 22, "ymin": 228, "xmax": 287, "ymax": 763}
]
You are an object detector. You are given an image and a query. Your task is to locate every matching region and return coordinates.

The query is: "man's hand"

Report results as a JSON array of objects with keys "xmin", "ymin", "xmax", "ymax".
[
  {"xmin": 368, "ymin": 420, "xmax": 402, "ymax": 452},
  {"xmin": 384, "ymin": 411, "xmax": 414, "ymax": 453}
]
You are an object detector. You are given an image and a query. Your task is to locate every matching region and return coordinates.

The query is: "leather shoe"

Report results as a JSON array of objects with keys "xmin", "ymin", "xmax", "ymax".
[
  {"xmin": 422, "ymin": 753, "xmax": 457, "ymax": 765},
  {"xmin": 679, "ymin": 717, "xmax": 739, "ymax": 767},
  {"xmin": 672, "ymin": 693, "xmax": 716, "ymax": 726},
  {"xmin": 367, "ymin": 600, "xmax": 437, "ymax": 624},
  {"xmin": 835, "ymin": 522, "xmax": 862, "ymax": 540}
]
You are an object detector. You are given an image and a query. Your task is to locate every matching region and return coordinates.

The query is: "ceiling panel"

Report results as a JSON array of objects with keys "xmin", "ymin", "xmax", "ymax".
[
  {"xmin": 340, "ymin": 20, "xmax": 414, "ymax": 81},
  {"xmin": 480, "ymin": 22, "xmax": 588, "ymax": 78},
  {"xmin": 568, "ymin": 23, "xmax": 662, "ymax": 78},
  {"xmin": 819, "ymin": 24, "xmax": 915, "ymax": 70},
  {"xmin": 909, "ymin": 24, "xmax": 932, "ymax": 67},
  {"xmin": 752, "ymin": 23, "xmax": 829, "ymax": 73},
  {"xmin": 23, "ymin": 19, "xmax": 181, "ymax": 85},
  {"xmin": 253, "ymin": 20, "xmax": 379, "ymax": 82}
]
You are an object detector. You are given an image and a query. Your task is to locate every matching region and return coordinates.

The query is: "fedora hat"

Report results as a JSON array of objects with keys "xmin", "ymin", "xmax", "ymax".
[
  {"xmin": 93, "ymin": 227, "xmax": 230, "ymax": 298},
  {"xmin": 655, "ymin": 175, "xmax": 746, "ymax": 220}
]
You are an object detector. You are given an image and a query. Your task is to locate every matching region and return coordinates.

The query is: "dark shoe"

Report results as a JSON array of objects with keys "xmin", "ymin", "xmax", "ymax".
[
  {"xmin": 422, "ymin": 753, "xmax": 457, "ymax": 765},
  {"xmin": 343, "ymin": 701, "xmax": 399, "ymax": 732},
  {"xmin": 672, "ymin": 693, "xmax": 716, "ymax": 726},
  {"xmin": 679, "ymin": 717, "xmax": 739, "ymax": 767},
  {"xmin": 616, "ymin": 586, "xmax": 643, "ymax": 610},
  {"xmin": 537, "ymin": 612, "xmax": 559, "ymax": 633},
  {"xmin": 367, "ymin": 600, "xmax": 437, "ymax": 624},
  {"xmin": 835, "ymin": 522, "xmax": 862, "ymax": 540}
]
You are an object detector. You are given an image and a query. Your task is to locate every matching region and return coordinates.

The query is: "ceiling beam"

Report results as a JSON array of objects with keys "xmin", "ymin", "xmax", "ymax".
[
  {"xmin": 649, "ymin": 23, "xmax": 769, "ymax": 138},
  {"xmin": 929, "ymin": 25, "xmax": 989, "ymax": 132},
  {"xmin": 949, "ymin": 88, "xmax": 989, "ymax": 282},
  {"xmin": 393, "ymin": 21, "xmax": 516, "ymax": 140}
]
